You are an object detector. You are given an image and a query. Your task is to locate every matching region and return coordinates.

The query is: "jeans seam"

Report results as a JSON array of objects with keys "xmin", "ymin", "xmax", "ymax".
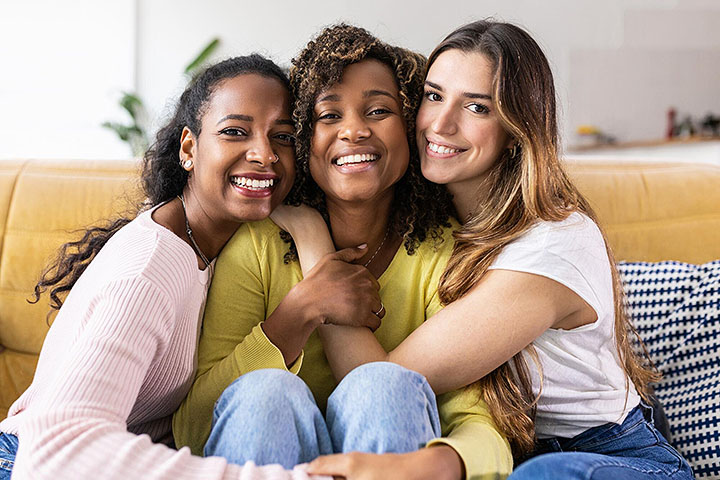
[
  {"xmin": 585, "ymin": 456, "xmax": 680, "ymax": 477},
  {"xmin": 571, "ymin": 417, "xmax": 646, "ymax": 450},
  {"xmin": 0, "ymin": 458, "xmax": 13, "ymax": 471}
]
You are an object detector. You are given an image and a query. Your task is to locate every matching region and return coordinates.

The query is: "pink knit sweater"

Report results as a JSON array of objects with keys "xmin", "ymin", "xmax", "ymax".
[{"xmin": 0, "ymin": 209, "xmax": 319, "ymax": 480}]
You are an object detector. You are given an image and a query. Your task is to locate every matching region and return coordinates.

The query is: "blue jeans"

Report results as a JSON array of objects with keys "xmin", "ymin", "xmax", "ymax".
[
  {"xmin": 0, "ymin": 432, "xmax": 18, "ymax": 480},
  {"xmin": 204, "ymin": 362, "xmax": 441, "ymax": 469},
  {"xmin": 509, "ymin": 404, "xmax": 694, "ymax": 480}
]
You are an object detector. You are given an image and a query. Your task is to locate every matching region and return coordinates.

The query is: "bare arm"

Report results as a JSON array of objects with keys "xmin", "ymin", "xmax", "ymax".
[
  {"xmin": 271, "ymin": 205, "xmax": 387, "ymax": 381},
  {"xmin": 272, "ymin": 205, "xmax": 594, "ymax": 393},
  {"xmin": 319, "ymin": 269, "xmax": 594, "ymax": 393}
]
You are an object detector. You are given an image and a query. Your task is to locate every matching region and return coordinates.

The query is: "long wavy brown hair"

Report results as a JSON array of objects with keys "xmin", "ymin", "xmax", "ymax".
[
  {"xmin": 283, "ymin": 24, "xmax": 453, "ymax": 261},
  {"xmin": 432, "ymin": 20, "xmax": 659, "ymax": 458}
]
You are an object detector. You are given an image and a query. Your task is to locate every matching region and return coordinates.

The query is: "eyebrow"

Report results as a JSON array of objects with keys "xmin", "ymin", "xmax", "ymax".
[
  {"xmin": 425, "ymin": 81, "xmax": 492, "ymax": 100},
  {"xmin": 363, "ymin": 89, "xmax": 397, "ymax": 100},
  {"xmin": 217, "ymin": 114, "xmax": 294, "ymax": 126},
  {"xmin": 315, "ymin": 89, "xmax": 398, "ymax": 105}
]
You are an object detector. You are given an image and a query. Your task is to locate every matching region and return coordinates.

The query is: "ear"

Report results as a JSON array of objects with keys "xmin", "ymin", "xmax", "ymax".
[{"xmin": 179, "ymin": 126, "xmax": 197, "ymax": 171}]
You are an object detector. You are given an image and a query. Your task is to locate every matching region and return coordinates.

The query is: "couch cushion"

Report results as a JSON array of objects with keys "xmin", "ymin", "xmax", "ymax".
[{"xmin": 620, "ymin": 260, "xmax": 720, "ymax": 479}]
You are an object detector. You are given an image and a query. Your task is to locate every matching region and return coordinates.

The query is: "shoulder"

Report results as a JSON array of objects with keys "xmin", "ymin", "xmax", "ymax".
[
  {"xmin": 509, "ymin": 212, "xmax": 606, "ymax": 257},
  {"xmin": 405, "ymin": 217, "xmax": 460, "ymax": 273},
  {"xmin": 219, "ymin": 217, "xmax": 286, "ymax": 265},
  {"xmin": 96, "ymin": 210, "xmax": 198, "ymax": 303}
]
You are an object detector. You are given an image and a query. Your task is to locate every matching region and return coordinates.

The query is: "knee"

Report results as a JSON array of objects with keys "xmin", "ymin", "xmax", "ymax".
[
  {"xmin": 216, "ymin": 368, "xmax": 311, "ymax": 415},
  {"xmin": 329, "ymin": 362, "xmax": 430, "ymax": 410}
]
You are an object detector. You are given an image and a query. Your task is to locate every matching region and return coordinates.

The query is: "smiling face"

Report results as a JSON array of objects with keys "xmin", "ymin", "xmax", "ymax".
[
  {"xmin": 182, "ymin": 73, "xmax": 295, "ymax": 223},
  {"xmin": 309, "ymin": 59, "xmax": 409, "ymax": 205},
  {"xmin": 416, "ymin": 49, "xmax": 511, "ymax": 194}
]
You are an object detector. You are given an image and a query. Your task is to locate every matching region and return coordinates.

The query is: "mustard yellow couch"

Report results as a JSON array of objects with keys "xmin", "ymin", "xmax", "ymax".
[{"xmin": 1, "ymin": 158, "xmax": 719, "ymax": 420}]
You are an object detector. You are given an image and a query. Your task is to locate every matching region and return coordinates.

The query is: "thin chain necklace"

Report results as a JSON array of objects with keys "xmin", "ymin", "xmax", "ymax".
[
  {"xmin": 363, "ymin": 227, "xmax": 390, "ymax": 268},
  {"xmin": 177, "ymin": 195, "xmax": 211, "ymax": 269}
]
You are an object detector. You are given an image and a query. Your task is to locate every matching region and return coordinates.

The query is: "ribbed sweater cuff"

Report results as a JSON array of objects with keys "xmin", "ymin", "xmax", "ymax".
[{"xmin": 233, "ymin": 323, "xmax": 304, "ymax": 374}]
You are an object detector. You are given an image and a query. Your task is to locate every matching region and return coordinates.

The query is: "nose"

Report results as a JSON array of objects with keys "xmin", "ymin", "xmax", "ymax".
[
  {"xmin": 338, "ymin": 113, "xmax": 371, "ymax": 143},
  {"xmin": 430, "ymin": 103, "xmax": 457, "ymax": 136},
  {"xmin": 245, "ymin": 136, "xmax": 277, "ymax": 167}
]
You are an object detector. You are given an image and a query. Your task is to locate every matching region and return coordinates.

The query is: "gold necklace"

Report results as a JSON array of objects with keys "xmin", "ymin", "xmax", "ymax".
[
  {"xmin": 177, "ymin": 195, "xmax": 211, "ymax": 269},
  {"xmin": 363, "ymin": 227, "xmax": 390, "ymax": 268}
]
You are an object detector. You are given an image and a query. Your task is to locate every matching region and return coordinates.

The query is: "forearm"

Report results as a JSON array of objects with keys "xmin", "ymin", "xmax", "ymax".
[
  {"xmin": 292, "ymin": 223, "xmax": 335, "ymax": 276},
  {"xmin": 317, "ymin": 325, "xmax": 389, "ymax": 381}
]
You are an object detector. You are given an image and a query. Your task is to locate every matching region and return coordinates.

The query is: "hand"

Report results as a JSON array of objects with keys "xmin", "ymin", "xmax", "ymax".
[
  {"xmin": 271, "ymin": 204, "xmax": 326, "ymax": 235},
  {"xmin": 306, "ymin": 447, "xmax": 463, "ymax": 480},
  {"xmin": 307, "ymin": 452, "xmax": 411, "ymax": 480},
  {"xmin": 292, "ymin": 246, "xmax": 385, "ymax": 330},
  {"xmin": 263, "ymin": 246, "xmax": 384, "ymax": 365}
]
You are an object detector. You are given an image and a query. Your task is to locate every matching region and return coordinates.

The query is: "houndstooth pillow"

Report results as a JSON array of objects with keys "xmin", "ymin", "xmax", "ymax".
[{"xmin": 620, "ymin": 260, "xmax": 720, "ymax": 479}]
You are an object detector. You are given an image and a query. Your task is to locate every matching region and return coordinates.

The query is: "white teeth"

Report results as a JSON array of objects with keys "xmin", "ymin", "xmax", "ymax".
[
  {"xmin": 428, "ymin": 141, "xmax": 461, "ymax": 154},
  {"xmin": 335, "ymin": 153, "xmax": 379, "ymax": 166},
  {"xmin": 230, "ymin": 176, "xmax": 275, "ymax": 189}
]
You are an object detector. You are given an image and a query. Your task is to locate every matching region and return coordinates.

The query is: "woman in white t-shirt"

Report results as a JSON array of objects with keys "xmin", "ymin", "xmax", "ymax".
[{"xmin": 278, "ymin": 20, "xmax": 694, "ymax": 480}]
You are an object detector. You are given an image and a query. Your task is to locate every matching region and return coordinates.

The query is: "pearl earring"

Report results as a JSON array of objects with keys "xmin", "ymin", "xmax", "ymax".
[{"xmin": 182, "ymin": 159, "xmax": 193, "ymax": 169}]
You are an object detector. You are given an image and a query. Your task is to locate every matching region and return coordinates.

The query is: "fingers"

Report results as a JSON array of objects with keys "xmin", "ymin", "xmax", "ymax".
[
  {"xmin": 307, "ymin": 454, "xmax": 351, "ymax": 477},
  {"xmin": 372, "ymin": 301, "xmax": 386, "ymax": 319},
  {"xmin": 365, "ymin": 311, "xmax": 382, "ymax": 331},
  {"xmin": 331, "ymin": 245, "xmax": 368, "ymax": 264}
]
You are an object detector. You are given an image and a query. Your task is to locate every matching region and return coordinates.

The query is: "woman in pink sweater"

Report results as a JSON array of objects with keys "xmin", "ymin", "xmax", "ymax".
[{"xmin": 0, "ymin": 55, "xmax": 373, "ymax": 480}]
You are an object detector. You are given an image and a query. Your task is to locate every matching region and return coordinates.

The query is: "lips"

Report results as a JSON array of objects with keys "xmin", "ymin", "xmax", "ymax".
[
  {"xmin": 424, "ymin": 138, "xmax": 466, "ymax": 158},
  {"xmin": 334, "ymin": 153, "xmax": 379, "ymax": 166},
  {"xmin": 229, "ymin": 173, "xmax": 278, "ymax": 198}
]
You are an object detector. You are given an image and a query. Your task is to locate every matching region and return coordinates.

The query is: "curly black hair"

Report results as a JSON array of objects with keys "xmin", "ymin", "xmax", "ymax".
[
  {"xmin": 31, "ymin": 55, "xmax": 290, "ymax": 312},
  {"xmin": 283, "ymin": 24, "xmax": 453, "ymax": 262}
]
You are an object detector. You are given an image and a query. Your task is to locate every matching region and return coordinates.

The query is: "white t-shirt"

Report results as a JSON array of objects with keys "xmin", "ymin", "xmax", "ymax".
[{"xmin": 488, "ymin": 212, "xmax": 640, "ymax": 439}]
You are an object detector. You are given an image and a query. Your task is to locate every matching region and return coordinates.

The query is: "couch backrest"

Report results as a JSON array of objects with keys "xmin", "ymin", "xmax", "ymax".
[
  {"xmin": 567, "ymin": 160, "xmax": 720, "ymax": 263},
  {"xmin": 0, "ymin": 159, "xmax": 140, "ymax": 420},
  {"xmin": 1, "ymin": 158, "xmax": 719, "ymax": 420}
]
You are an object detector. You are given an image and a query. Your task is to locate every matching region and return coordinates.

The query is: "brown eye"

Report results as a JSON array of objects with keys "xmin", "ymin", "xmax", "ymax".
[
  {"xmin": 424, "ymin": 91, "xmax": 442, "ymax": 102},
  {"xmin": 467, "ymin": 103, "xmax": 490, "ymax": 114},
  {"xmin": 220, "ymin": 127, "xmax": 247, "ymax": 136}
]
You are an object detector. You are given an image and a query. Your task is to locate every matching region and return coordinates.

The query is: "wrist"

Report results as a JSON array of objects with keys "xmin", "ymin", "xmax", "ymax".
[{"xmin": 283, "ymin": 281, "xmax": 325, "ymax": 331}]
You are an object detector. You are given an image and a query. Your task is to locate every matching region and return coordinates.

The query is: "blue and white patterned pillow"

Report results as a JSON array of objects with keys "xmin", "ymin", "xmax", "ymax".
[{"xmin": 620, "ymin": 260, "xmax": 720, "ymax": 479}]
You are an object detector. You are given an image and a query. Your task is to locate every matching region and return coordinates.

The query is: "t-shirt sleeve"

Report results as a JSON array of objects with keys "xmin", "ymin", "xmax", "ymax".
[
  {"xmin": 488, "ymin": 214, "xmax": 610, "ymax": 321},
  {"xmin": 13, "ymin": 277, "xmax": 315, "ymax": 480},
  {"xmin": 173, "ymin": 225, "xmax": 303, "ymax": 456}
]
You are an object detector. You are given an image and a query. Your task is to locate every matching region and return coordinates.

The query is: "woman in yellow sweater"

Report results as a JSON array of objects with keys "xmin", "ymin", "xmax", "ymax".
[{"xmin": 173, "ymin": 24, "xmax": 512, "ymax": 480}]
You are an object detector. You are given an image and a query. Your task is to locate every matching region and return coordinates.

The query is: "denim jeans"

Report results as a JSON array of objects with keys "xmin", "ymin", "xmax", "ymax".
[
  {"xmin": 0, "ymin": 432, "xmax": 18, "ymax": 480},
  {"xmin": 204, "ymin": 362, "xmax": 441, "ymax": 469},
  {"xmin": 509, "ymin": 404, "xmax": 694, "ymax": 480}
]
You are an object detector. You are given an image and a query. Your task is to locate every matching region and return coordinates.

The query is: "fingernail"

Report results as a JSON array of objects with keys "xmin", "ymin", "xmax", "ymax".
[{"xmin": 358, "ymin": 243, "xmax": 367, "ymax": 249}]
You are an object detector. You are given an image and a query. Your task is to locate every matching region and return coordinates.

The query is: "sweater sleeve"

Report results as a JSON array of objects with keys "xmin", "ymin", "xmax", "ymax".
[
  {"xmin": 427, "ymin": 389, "xmax": 513, "ymax": 480},
  {"xmin": 173, "ymin": 226, "xmax": 303, "ymax": 456},
  {"xmin": 12, "ymin": 277, "xmax": 314, "ymax": 480},
  {"xmin": 420, "ymin": 236, "xmax": 513, "ymax": 480}
]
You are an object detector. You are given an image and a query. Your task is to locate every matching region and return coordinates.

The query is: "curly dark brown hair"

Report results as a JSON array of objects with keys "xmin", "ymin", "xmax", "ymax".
[{"xmin": 282, "ymin": 24, "xmax": 453, "ymax": 261}]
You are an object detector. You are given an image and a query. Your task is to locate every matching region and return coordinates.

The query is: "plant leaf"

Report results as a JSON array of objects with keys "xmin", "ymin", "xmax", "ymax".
[
  {"xmin": 119, "ymin": 92, "xmax": 144, "ymax": 121},
  {"xmin": 184, "ymin": 38, "xmax": 220, "ymax": 75}
]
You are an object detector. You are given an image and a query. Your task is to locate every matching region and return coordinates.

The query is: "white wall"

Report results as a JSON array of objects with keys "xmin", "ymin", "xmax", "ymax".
[
  {"xmin": 2, "ymin": 0, "xmax": 719, "ymax": 159},
  {"xmin": 0, "ymin": 0, "xmax": 136, "ymax": 159}
]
